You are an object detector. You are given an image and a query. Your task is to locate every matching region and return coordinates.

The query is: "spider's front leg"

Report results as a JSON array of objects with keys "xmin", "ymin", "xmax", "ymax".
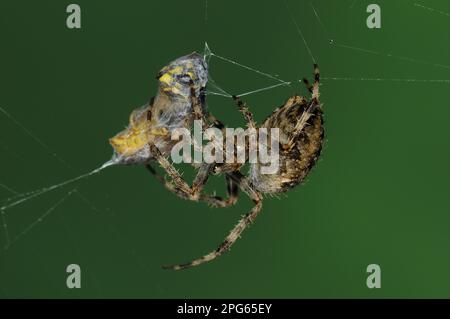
[
  {"xmin": 163, "ymin": 171, "xmax": 263, "ymax": 270},
  {"xmin": 189, "ymin": 79, "xmax": 210, "ymax": 129}
]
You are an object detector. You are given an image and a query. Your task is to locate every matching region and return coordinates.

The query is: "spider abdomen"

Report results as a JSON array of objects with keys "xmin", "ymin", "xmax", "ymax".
[{"xmin": 250, "ymin": 96, "xmax": 324, "ymax": 194}]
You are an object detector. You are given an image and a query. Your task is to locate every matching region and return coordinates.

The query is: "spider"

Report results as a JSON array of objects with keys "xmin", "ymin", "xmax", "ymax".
[
  {"xmin": 109, "ymin": 54, "xmax": 324, "ymax": 270},
  {"xmin": 157, "ymin": 65, "xmax": 323, "ymax": 270}
]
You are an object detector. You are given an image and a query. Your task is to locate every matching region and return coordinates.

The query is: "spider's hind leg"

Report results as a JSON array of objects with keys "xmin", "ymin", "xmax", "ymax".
[{"xmin": 163, "ymin": 172, "xmax": 263, "ymax": 270}]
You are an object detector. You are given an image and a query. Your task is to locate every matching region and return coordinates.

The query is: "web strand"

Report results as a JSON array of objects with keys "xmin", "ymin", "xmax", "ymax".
[
  {"xmin": 332, "ymin": 42, "xmax": 450, "ymax": 70},
  {"xmin": 284, "ymin": 0, "xmax": 317, "ymax": 64},
  {"xmin": 0, "ymin": 106, "xmax": 73, "ymax": 170},
  {"xmin": 207, "ymin": 74, "xmax": 232, "ymax": 97},
  {"xmin": 414, "ymin": 3, "xmax": 450, "ymax": 17},
  {"xmin": 0, "ymin": 104, "xmax": 115, "ymax": 248},
  {"xmin": 321, "ymin": 77, "xmax": 450, "ymax": 83},
  {"xmin": 0, "ymin": 140, "xmax": 23, "ymax": 162},
  {"xmin": 311, "ymin": 2, "xmax": 329, "ymax": 37},
  {"xmin": 1, "ymin": 209, "xmax": 10, "ymax": 248},
  {"xmin": 206, "ymin": 91, "xmax": 231, "ymax": 97},
  {"xmin": 0, "ymin": 182, "xmax": 18, "ymax": 195},
  {"xmin": 204, "ymin": 0, "xmax": 208, "ymax": 24},
  {"xmin": 0, "ymin": 160, "xmax": 115, "ymax": 212},
  {"xmin": 237, "ymin": 82, "xmax": 291, "ymax": 97},
  {"xmin": 309, "ymin": 4, "xmax": 450, "ymax": 70},
  {"xmin": 4, "ymin": 189, "xmax": 76, "ymax": 250},
  {"xmin": 204, "ymin": 43, "xmax": 291, "ymax": 99},
  {"xmin": 209, "ymin": 52, "xmax": 289, "ymax": 85},
  {"xmin": 74, "ymin": 190, "xmax": 101, "ymax": 213}
]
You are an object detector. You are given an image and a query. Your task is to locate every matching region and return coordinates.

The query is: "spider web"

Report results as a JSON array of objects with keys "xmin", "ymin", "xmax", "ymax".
[{"xmin": 0, "ymin": 0, "xmax": 448, "ymax": 255}]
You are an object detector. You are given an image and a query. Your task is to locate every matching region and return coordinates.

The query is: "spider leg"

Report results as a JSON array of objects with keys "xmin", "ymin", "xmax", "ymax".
[
  {"xmin": 225, "ymin": 175, "xmax": 239, "ymax": 205},
  {"xmin": 147, "ymin": 82, "xmax": 241, "ymax": 207},
  {"xmin": 199, "ymin": 109, "xmax": 240, "ymax": 207},
  {"xmin": 145, "ymin": 163, "xmax": 192, "ymax": 198},
  {"xmin": 189, "ymin": 79, "xmax": 209, "ymax": 130},
  {"xmin": 148, "ymin": 144, "xmax": 240, "ymax": 207},
  {"xmin": 146, "ymin": 163, "xmax": 238, "ymax": 208},
  {"xmin": 148, "ymin": 143, "xmax": 207, "ymax": 200},
  {"xmin": 199, "ymin": 175, "xmax": 239, "ymax": 207},
  {"xmin": 206, "ymin": 112, "xmax": 225, "ymax": 130},
  {"xmin": 302, "ymin": 78, "xmax": 313, "ymax": 93},
  {"xmin": 311, "ymin": 63, "xmax": 320, "ymax": 102},
  {"xmin": 144, "ymin": 80, "xmax": 213, "ymax": 201},
  {"xmin": 231, "ymin": 95, "xmax": 257, "ymax": 129},
  {"xmin": 291, "ymin": 64, "xmax": 321, "ymax": 139},
  {"xmin": 198, "ymin": 174, "xmax": 239, "ymax": 207},
  {"xmin": 191, "ymin": 82, "xmax": 241, "ymax": 206},
  {"xmin": 163, "ymin": 171, "xmax": 262, "ymax": 270},
  {"xmin": 145, "ymin": 163, "xmax": 166, "ymax": 185},
  {"xmin": 302, "ymin": 64, "xmax": 320, "ymax": 97}
]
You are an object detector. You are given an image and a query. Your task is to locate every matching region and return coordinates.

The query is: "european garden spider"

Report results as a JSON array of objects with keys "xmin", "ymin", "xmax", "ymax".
[{"xmin": 109, "ymin": 53, "xmax": 324, "ymax": 270}]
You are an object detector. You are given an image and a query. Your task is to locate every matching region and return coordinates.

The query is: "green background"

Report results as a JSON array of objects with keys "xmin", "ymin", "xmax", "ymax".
[{"xmin": 0, "ymin": 0, "xmax": 448, "ymax": 298}]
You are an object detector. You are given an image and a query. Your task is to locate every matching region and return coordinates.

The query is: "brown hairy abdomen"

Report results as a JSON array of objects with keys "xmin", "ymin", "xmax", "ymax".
[{"xmin": 250, "ymin": 105, "xmax": 324, "ymax": 194}]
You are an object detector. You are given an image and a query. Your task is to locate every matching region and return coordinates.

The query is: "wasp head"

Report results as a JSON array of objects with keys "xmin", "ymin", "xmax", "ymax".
[{"xmin": 156, "ymin": 52, "xmax": 208, "ymax": 100}]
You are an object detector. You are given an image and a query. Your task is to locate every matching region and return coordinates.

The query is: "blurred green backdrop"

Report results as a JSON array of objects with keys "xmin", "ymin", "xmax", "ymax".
[{"xmin": 0, "ymin": 0, "xmax": 448, "ymax": 298}]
